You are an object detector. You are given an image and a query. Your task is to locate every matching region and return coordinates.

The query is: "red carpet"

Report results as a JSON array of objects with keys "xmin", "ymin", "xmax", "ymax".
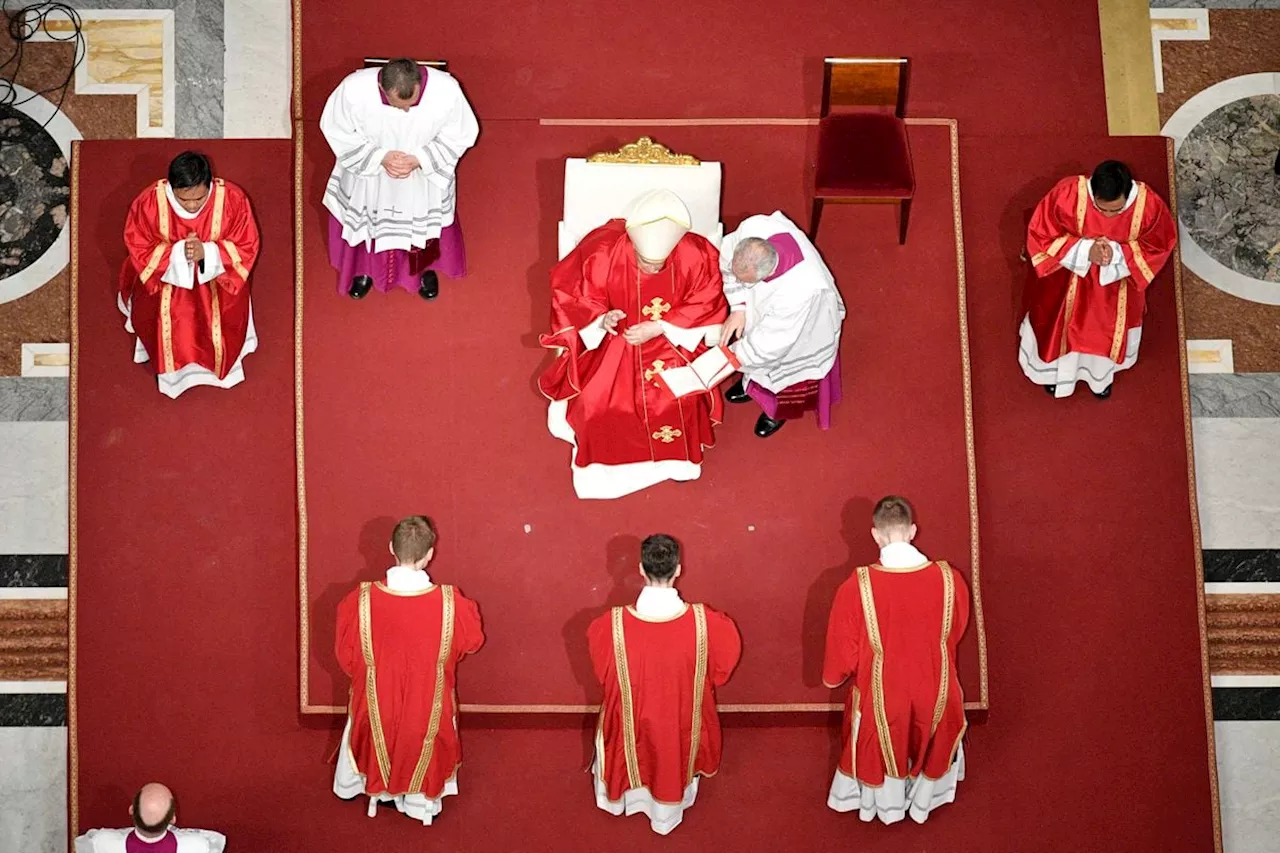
[
  {"xmin": 299, "ymin": 120, "xmax": 984, "ymax": 710},
  {"xmin": 69, "ymin": 0, "xmax": 1217, "ymax": 848}
]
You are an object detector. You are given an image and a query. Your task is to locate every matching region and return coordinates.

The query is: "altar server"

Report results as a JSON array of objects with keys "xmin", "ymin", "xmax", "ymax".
[
  {"xmin": 334, "ymin": 516, "xmax": 484, "ymax": 825},
  {"xmin": 587, "ymin": 534, "xmax": 742, "ymax": 835},
  {"xmin": 823, "ymin": 496, "xmax": 969, "ymax": 824},
  {"xmin": 118, "ymin": 151, "xmax": 260, "ymax": 399},
  {"xmin": 718, "ymin": 211, "xmax": 846, "ymax": 437},
  {"xmin": 321, "ymin": 58, "xmax": 478, "ymax": 300},
  {"xmin": 75, "ymin": 782, "xmax": 225, "ymax": 852},
  {"xmin": 1021, "ymin": 160, "xmax": 1176, "ymax": 398}
]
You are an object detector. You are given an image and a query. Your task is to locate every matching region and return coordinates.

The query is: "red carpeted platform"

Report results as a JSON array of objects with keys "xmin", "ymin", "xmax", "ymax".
[{"xmin": 299, "ymin": 119, "xmax": 986, "ymax": 712}]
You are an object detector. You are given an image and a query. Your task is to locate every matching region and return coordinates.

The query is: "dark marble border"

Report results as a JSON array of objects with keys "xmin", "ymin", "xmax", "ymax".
[
  {"xmin": 0, "ymin": 378, "xmax": 68, "ymax": 421},
  {"xmin": 1152, "ymin": 1, "xmax": 1280, "ymax": 8},
  {"xmin": 1190, "ymin": 374, "xmax": 1280, "ymax": 417},
  {"xmin": 1213, "ymin": 687, "xmax": 1280, "ymax": 720},
  {"xmin": 0, "ymin": 555, "xmax": 68, "ymax": 587},
  {"xmin": 0, "ymin": 694, "xmax": 66, "ymax": 726},
  {"xmin": 1204, "ymin": 549, "xmax": 1280, "ymax": 583}
]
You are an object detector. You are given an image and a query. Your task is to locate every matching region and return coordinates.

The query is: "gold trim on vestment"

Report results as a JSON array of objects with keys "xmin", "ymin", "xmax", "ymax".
[
  {"xmin": 222, "ymin": 240, "xmax": 250, "ymax": 280},
  {"xmin": 159, "ymin": 285, "xmax": 176, "ymax": 373},
  {"xmin": 209, "ymin": 179, "xmax": 226, "ymax": 240},
  {"xmin": 1031, "ymin": 234, "xmax": 1071, "ymax": 268},
  {"xmin": 1128, "ymin": 182, "xmax": 1147, "ymax": 243},
  {"xmin": 409, "ymin": 585, "xmax": 455, "ymax": 793},
  {"xmin": 687, "ymin": 603, "xmax": 708, "ymax": 786},
  {"xmin": 156, "ymin": 180, "xmax": 170, "ymax": 241},
  {"xmin": 358, "ymin": 582, "xmax": 394, "ymax": 787},
  {"xmin": 1074, "ymin": 175, "xmax": 1088, "ymax": 232},
  {"xmin": 138, "ymin": 243, "xmax": 166, "ymax": 285},
  {"xmin": 586, "ymin": 136, "xmax": 700, "ymax": 165},
  {"xmin": 611, "ymin": 607, "xmax": 643, "ymax": 789},
  {"xmin": 929, "ymin": 562, "xmax": 956, "ymax": 737},
  {"xmin": 209, "ymin": 277, "xmax": 224, "ymax": 377},
  {"xmin": 856, "ymin": 565, "xmax": 900, "ymax": 778},
  {"xmin": 1109, "ymin": 282, "xmax": 1129, "ymax": 363}
]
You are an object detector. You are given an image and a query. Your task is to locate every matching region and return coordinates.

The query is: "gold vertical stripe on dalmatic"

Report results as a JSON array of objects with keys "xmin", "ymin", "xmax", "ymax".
[
  {"xmin": 408, "ymin": 586, "xmax": 455, "ymax": 793},
  {"xmin": 159, "ymin": 285, "xmax": 176, "ymax": 373},
  {"xmin": 611, "ymin": 607, "xmax": 642, "ymax": 789},
  {"xmin": 209, "ymin": 179, "xmax": 226, "ymax": 240},
  {"xmin": 929, "ymin": 563, "xmax": 956, "ymax": 737},
  {"xmin": 138, "ymin": 243, "xmax": 166, "ymax": 284},
  {"xmin": 222, "ymin": 241, "xmax": 250, "ymax": 280},
  {"xmin": 686, "ymin": 603, "xmax": 708, "ymax": 785},
  {"xmin": 209, "ymin": 281, "xmax": 224, "ymax": 377},
  {"xmin": 856, "ymin": 566, "xmax": 900, "ymax": 779},
  {"xmin": 358, "ymin": 583, "xmax": 393, "ymax": 787},
  {"xmin": 1109, "ymin": 282, "xmax": 1129, "ymax": 363},
  {"xmin": 1127, "ymin": 182, "xmax": 1155, "ymax": 283},
  {"xmin": 155, "ymin": 181, "xmax": 170, "ymax": 241},
  {"xmin": 1074, "ymin": 176, "xmax": 1088, "ymax": 232}
]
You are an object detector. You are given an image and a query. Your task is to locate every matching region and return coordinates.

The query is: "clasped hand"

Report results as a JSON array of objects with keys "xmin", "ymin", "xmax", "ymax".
[
  {"xmin": 599, "ymin": 310, "xmax": 661, "ymax": 345},
  {"xmin": 382, "ymin": 151, "xmax": 421, "ymax": 178},
  {"xmin": 183, "ymin": 233, "xmax": 205, "ymax": 263},
  {"xmin": 1087, "ymin": 240, "xmax": 1114, "ymax": 266}
]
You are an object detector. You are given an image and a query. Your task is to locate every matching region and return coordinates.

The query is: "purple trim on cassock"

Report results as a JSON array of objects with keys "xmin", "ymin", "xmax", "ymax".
[
  {"xmin": 378, "ymin": 66, "xmax": 428, "ymax": 106},
  {"xmin": 327, "ymin": 216, "xmax": 466, "ymax": 294},
  {"xmin": 764, "ymin": 233, "xmax": 804, "ymax": 281},
  {"xmin": 746, "ymin": 352, "xmax": 843, "ymax": 429},
  {"xmin": 125, "ymin": 831, "xmax": 178, "ymax": 853}
]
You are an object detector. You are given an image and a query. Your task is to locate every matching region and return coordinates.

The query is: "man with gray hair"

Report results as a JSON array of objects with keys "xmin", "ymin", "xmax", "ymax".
[
  {"xmin": 718, "ymin": 211, "xmax": 845, "ymax": 437},
  {"xmin": 74, "ymin": 782, "xmax": 226, "ymax": 852}
]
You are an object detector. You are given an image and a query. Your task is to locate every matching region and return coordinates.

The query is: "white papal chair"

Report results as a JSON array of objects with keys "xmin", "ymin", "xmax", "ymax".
[{"xmin": 558, "ymin": 137, "xmax": 723, "ymax": 259}]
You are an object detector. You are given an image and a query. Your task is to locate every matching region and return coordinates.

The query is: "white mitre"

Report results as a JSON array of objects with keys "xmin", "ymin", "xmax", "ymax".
[{"xmin": 625, "ymin": 189, "xmax": 692, "ymax": 263}]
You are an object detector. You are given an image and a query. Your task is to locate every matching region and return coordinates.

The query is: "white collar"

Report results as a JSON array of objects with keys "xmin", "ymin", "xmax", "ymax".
[
  {"xmin": 165, "ymin": 183, "xmax": 210, "ymax": 220},
  {"xmin": 130, "ymin": 830, "xmax": 172, "ymax": 844},
  {"xmin": 635, "ymin": 586, "xmax": 685, "ymax": 619},
  {"xmin": 879, "ymin": 541, "xmax": 929, "ymax": 569},
  {"xmin": 385, "ymin": 565, "xmax": 432, "ymax": 592},
  {"xmin": 1087, "ymin": 180, "xmax": 1138, "ymax": 214}
]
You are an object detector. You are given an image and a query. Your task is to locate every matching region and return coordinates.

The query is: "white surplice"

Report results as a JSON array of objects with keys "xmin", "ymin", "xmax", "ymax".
[
  {"xmin": 719, "ymin": 212, "xmax": 845, "ymax": 392},
  {"xmin": 826, "ymin": 540, "xmax": 966, "ymax": 825},
  {"xmin": 333, "ymin": 564, "xmax": 459, "ymax": 826},
  {"xmin": 74, "ymin": 828, "xmax": 225, "ymax": 853},
  {"xmin": 320, "ymin": 67, "xmax": 478, "ymax": 253},
  {"xmin": 117, "ymin": 185, "xmax": 258, "ymax": 399},
  {"xmin": 592, "ymin": 585, "xmax": 701, "ymax": 836}
]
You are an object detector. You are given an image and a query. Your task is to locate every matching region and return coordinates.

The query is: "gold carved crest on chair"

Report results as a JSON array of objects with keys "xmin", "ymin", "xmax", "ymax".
[{"xmin": 586, "ymin": 137, "xmax": 701, "ymax": 166}]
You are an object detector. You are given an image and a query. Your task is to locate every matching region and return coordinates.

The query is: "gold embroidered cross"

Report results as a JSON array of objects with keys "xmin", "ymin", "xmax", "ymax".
[
  {"xmin": 642, "ymin": 297, "xmax": 672, "ymax": 321},
  {"xmin": 644, "ymin": 360, "xmax": 666, "ymax": 383},
  {"xmin": 652, "ymin": 425, "xmax": 683, "ymax": 443}
]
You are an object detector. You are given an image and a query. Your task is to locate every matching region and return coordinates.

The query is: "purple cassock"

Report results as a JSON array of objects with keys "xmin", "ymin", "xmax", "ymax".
[
  {"xmin": 743, "ymin": 233, "xmax": 843, "ymax": 428},
  {"xmin": 327, "ymin": 65, "xmax": 467, "ymax": 295},
  {"xmin": 125, "ymin": 831, "xmax": 177, "ymax": 853}
]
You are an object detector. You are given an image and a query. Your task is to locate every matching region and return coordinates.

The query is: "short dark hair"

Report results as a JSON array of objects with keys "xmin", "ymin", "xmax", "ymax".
[
  {"xmin": 391, "ymin": 516, "xmax": 436, "ymax": 563},
  {"xmin": 1090, "ymin": 160, "xmax": 1133, "ymax": 203},
  {"xmin": 872, "ymin": 496, "xmax": 914, "ymax": 533},
  {"xmin": 640, "ymin": 534, "xmax": 680, "ymax": 581},
  {"xmin": 132, "ymin": 788, "xmax": 175, "ymax": 835},
  {"xmin": 167, "ymin": 151, "xmax": 212, "ymax": 190},
  {"xmin": 378, "ymin": 59, "xmax": 421, "ymax": 100}
]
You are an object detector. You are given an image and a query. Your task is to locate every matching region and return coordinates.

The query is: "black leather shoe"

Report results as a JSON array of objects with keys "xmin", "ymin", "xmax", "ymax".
[
  {"xmin": 725, "ymin": 377, "xmax": 751, "ymax": 404},
  {"xmin": 754, "ymin": 413, "xmax": 786, "ymax": 438},
  {"xmin": 1093, "ymin": 385, "xmax": 1112, "ymax": 400},
  {"xmin": 349, "ymin": 276, "xmax": 374, "ymax": 299},
  {"xmin": 419, "ymin": 270, "xmax": 440, "ymax": 300},
  {"xmin": 1044, "ymin": 383, "xmax": 1056, "ymax": 397}
]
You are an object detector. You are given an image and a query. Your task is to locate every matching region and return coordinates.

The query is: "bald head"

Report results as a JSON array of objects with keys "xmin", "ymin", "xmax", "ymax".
[
  {"xmin": 731, "ymin": 237, "xmax": 778, "ymax": 284},
  {"xmin": 131, "ymin": 783, "xmax": 175, "ymax": 837}
]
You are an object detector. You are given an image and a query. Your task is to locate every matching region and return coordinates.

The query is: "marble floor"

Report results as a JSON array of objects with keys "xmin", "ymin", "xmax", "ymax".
[{"xmin": 2, "ymin": 1, "xmax": 1280, "ymax": 851}]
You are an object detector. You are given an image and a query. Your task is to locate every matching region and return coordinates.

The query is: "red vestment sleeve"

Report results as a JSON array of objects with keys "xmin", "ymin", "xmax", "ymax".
[
  {"xmin": 334, "ymin": 588, "xmax": 361, "ymax": 678},
  {"xmin": 586, "ymin": 611, "xmax": 613, "ymax": 686},
  {"xmin": 822, "ymin": 578, "xmax": 862, "ymax": 689},
  {"xmin": 450, "ymin": 589, "xmax": 485, "ymax": 658},
  {"xmin": 659, "ymin": 235, "xmax": 730, "ymax": 333},
  {"xmin": 1026, "ymin": 177, "xmax": 1083, "ymax": 278},
  {"xmin": 705, "ymin": 608, "xmax": 742, "ymax": 687},
  {"xmin": 1117, "ymin": 187, "xmax": 1176, "ymax": 291},
  {"xmin": 210, "ymin": 182, "xmax": 261, "ymax": 296},
  {"xmin": 122, "ymin": 185, "xmax": 172, "ymax": 296}
]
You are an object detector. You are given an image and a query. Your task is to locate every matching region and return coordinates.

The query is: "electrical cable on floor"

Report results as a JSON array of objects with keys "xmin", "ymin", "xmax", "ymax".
[{"xmin": 0, "ymin": 1, "xmax": 86, "ymax": 127}]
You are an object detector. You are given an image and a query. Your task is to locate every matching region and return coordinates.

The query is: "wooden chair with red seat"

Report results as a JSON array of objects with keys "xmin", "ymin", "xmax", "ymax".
[{"xmin": 811, "ymin": 57, "xmax": 915, "ymax": 245}]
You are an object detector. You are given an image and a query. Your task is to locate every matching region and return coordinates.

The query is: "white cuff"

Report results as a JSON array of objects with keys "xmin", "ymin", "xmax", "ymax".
[
  {"xmin": 578, "ymin": 315, "xmax": 608, "ymax": 351},
  {"xmin": 1098, "ymin": 240, "xmax": 1130, "ymax": 286},
  {"xmin": 660, "ymin": 321, "xmax": 709, "ymax": 351},
  {"xmin": 160, "ymin": 242, "xmax": 195, "ymax": 289},
  {"xmin": 197, "ymin": 242, "xmax": 225, "ymax": 284},
  {"xmin": 1059, "ymin": 238, "xmax": 1093, "ymax": 276}
]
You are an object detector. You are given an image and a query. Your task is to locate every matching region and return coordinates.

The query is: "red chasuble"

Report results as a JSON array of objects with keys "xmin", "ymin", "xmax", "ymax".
[
  {"xmin": 823, "ymin": 562, "xmax": 969, "ymax": 786},
  {"xmin": 539, "ymin": 221, "xmax": 729, "ymax": 470},
  {"xmin": 336, "ymin": 583, "xmax": 484, "ymax": 798},
  {"xmin": 1024, "ymin": 176, "xmax": 1176, "ymax": 364},
  {"xmin": 118, "ymin": 179, "xmax": 259, "ymax": 381},
  {"xmin": 588, "ymin": 603, "xmax": 741, "ymax": 804}
]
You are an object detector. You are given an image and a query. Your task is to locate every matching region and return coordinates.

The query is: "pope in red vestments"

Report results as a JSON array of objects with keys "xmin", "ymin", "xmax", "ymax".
[
  {"xmin": 540, "ymin": 189, "xmax": 729, "ymax": 500},
  {"xmin": 1021, "ymin": 160, "xmax": 1176, "ymax": 399},
  {"xmin": 823, "ymin": 497, "xmax": 969, "ymax": 825},
  {"xmin": 334, "ymin": 517, "xmax": 484, "ymax": 825},
  {"xmin": 588, "ymin": 534, "xmax": 742, "ymax": 835},
  {"xmin": 118, "ymin": 151, "xmax": 260, "ymax": 399}
]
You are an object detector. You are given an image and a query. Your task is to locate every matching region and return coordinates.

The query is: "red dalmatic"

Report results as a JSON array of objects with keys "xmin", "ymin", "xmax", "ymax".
[
  {"xmin": 336, "ymin": 583, "xmax": 484, "ymax": 798},
  {"xmin": 1025, "ymin": 176, "xmax": 1176, "ymax": 364},
  {"xmin": 823, "ymin": 562, "xmax": 969, "ymax": 786},
  {"xmin": 118, "ymin": 179, "xmax": 259, "ymax": 381},
  {"xmin": 588, "ymin": 604, "xmax": 741, "ymax": 804},
  {"xmin": 539, "ymin": 222, "xmax": 729, "ymax": 471}
]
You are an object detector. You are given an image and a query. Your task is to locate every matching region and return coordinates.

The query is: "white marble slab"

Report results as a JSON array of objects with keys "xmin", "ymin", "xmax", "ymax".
[
  {"xmin": 1188, "ymin": 339, "xmax": 1235, "ymax": 374},
  {"xmin": 223, "ymin": 0, "xmax": 292, "ymax": 138},
  {"xmin": 1216, "ymin": 721, "xmax": 1280, "ymax": 853},
  {"xmin": 1193, "ymin": 418, "xmax": 1280, "ymax": 549},
  {"xmin": 0, "ymin": 727, "xmax": 67, "ymax": 853},
  {"xmin": 0, "ymin": 423, "xmax": 69, "ymax": 554}
]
